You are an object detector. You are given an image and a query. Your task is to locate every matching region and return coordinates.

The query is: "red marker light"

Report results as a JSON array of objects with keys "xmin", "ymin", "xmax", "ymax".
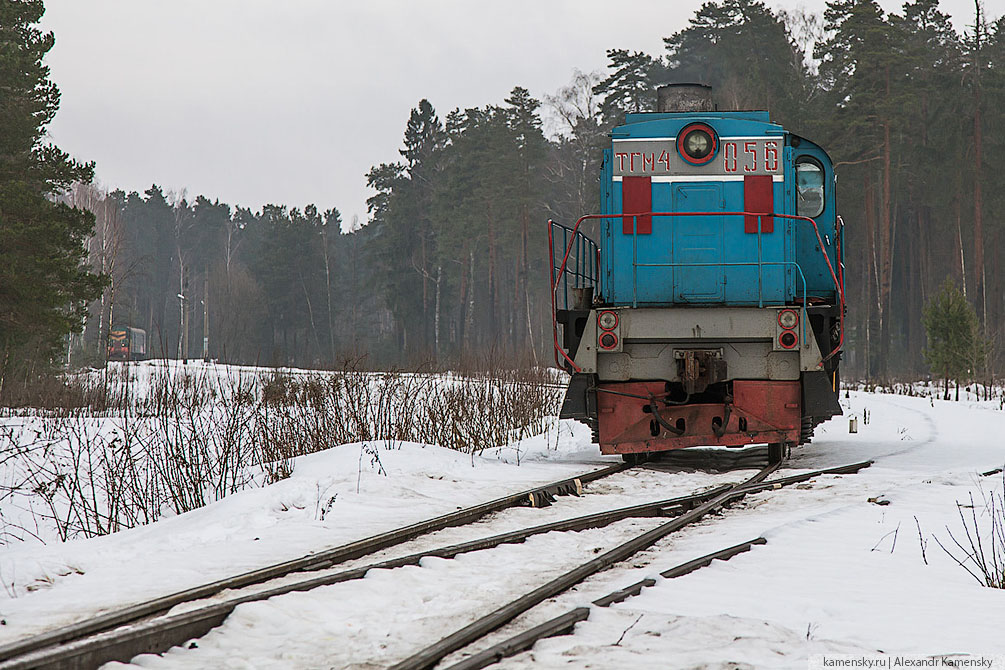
[{"xmin": 599, "ymin": 332, "xmax": 618, "ymax": 350}]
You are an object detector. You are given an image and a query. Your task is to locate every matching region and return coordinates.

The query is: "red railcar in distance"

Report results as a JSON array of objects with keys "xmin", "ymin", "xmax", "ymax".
[{"xmin": 107, "ymin": 326, "xmax": 148, "ymax": 362}]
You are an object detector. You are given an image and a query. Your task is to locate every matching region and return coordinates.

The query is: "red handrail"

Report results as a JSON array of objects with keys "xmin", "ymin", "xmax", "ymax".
[
  {"xmin": 549, "ymin": 211, "xmax": 845, "ymax": 368},
  {"xmin": 547, "ymin": 219, "xmax": 584, "ymax": 372},
  {"xmin": 830, "ymin": 216, "xmax": 846, "ymax": 362}
]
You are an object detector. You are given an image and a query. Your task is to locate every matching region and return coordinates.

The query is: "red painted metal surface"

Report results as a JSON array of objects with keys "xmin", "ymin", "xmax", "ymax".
[
  {"xmin": 743, "ymin": 175, "xmax": 774, "ymax": 233},
  {"xmin": 621, "ymin": 176, "xmax": 652, "ymax": 235},
  {"xmin": 596, "ymin": 380, "xmax": 801, "ymax": 455},
  {"xmin": 829, "ymin": 215, "xmax": 846, "ymax": 362}
]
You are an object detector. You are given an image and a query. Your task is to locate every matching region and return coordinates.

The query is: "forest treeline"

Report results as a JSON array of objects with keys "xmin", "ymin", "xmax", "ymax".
[
  {"xmin": 3, "ymin": 0, "xmax": 1004, "ymax": 386},
  {"xmin": 70, "ymin": 185, "xmax": 381, "ymax": 366}
]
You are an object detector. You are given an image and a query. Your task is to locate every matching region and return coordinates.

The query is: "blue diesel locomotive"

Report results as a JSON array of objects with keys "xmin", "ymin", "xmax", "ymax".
[{"xmin": 550, "ymin": 84, "xmax": 843, "ymax": 464}]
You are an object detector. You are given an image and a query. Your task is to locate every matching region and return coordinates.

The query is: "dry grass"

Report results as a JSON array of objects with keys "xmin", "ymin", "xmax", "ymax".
[
  {"xmin": 935, "ymin": 475, "xmax": 1005, "ymax": 589},
  {"xmin": 0, "ymin": 360, "xmax": 565, "ymax": 544}
]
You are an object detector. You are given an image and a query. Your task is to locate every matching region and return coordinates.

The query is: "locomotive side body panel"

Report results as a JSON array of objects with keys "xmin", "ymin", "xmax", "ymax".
[{"xmin": 790, "ymin": 141, "xmax": 840, "ymax": 300}]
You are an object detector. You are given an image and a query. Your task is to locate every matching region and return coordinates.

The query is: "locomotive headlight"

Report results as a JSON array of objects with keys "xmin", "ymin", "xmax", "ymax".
[
  {"xmin": 598, "ymin": 310, "xmax": 618, "ymax": 331},
  {"xmin": 678, "ymin": 124, "xmax": 716, "ymax": 164},
  {"xmin": 684, "ymin": 130, "xmax": 712, "ymax": 158},
  {"xmin": 778, "ymin": 309, "xmax": 799, "ymax": 330}
]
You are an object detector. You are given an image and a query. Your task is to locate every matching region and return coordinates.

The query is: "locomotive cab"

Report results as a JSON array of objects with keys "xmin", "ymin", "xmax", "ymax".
[{"xmin": 550, "ymin": 84, "xmax": 844, "ymax": 463}]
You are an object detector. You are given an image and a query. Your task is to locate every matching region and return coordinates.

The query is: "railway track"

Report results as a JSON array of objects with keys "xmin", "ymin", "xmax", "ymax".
[
  {"xmin": 0, "ymin": 459, "xmax": 871, "ymax": 669},
  {"xmin": 391, "ymin": 460, "xmax": 871, "ymax": 670},
  {"xmin": 0, "ymin": 463, "xmax": 629, "ymax": 670},
  {"xmin": 441, "ymin": 537, "xmax": 770, "ymax": 670},
  {"xmin": 433, "ymin": 463, "xmax": 879, "ymax": 670}
]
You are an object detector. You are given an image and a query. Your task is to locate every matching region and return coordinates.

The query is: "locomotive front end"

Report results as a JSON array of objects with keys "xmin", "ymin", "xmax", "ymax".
[{"xmin": 551, "ymin": 84, "xmax": 844, "ymax": 463}]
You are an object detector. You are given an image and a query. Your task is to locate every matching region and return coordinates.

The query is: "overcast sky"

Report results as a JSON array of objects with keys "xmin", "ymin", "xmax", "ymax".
[{"xmin": 40, "ymin": 0, "xmax": 985, "ymax": 228}]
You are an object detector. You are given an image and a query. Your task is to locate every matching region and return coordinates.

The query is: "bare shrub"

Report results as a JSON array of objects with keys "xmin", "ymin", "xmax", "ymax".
[
  {"xmin": 935, "ymin": 477, "xmax": 1005, "ymax": 589},
  {"xmin": 138, "ymin": 401, "xmax": 257, "ymax": 515},
  {"xmin": 0, "ymin": 369, "xmax": 111, "ymax": 414},
  {"xmin": 0, "ymin": 371, "xmax": 272, "ymax": 542},
  {"xmin": 261, "ymin": 371, "xmax": 295, "ymax": 407},
  {"xmin": 250, "ymin": 363, "xmax": 429, "ymax": 460},
  {"xmin": 1, "ymin": 361, "xmax": 565, "ymax": 545},
  {"xmin": 3, "ymin": 415, "xmax": 156, "ymax": 540},
  {"xmin": 250, "ymin": 360, "xmax": 563, "ymax": 458},
  {"xmin": 419, "ymin": 375, "xmax": 562, "ymax": 454}
]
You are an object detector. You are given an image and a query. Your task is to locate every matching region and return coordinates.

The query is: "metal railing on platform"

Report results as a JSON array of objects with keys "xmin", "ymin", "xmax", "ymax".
[
  {"xmin": 548, "ymin": 220, "xmax": 599, "ymax": 313},
  {"xmin": 548, "ymin": 210, "xmax": 845, "ymax": 372}
]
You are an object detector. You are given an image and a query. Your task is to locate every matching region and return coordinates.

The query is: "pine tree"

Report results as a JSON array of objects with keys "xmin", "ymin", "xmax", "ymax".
[
  {"xmin": 923, "ymin": 278, "xmax": 986, "ymax": 400},
  {"xmin": 0, "ymin": 0, "xmax": 104, "ymax": 396},
  {"xmin": 891, "ymin": 0, "xmax": 962, "ymax": 369},
  {"xmin": 664, "ymin": 0, "xmax": 808, "ymax": 124},
  {"xmin": 593, "ymin": 49, "xmax": 667, "ymax": 125},
  {"xmin": 815, "ymin": 0, "xmax": 905, "ymax": 379}
]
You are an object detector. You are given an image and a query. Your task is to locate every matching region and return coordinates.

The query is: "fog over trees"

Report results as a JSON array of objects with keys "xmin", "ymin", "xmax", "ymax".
[{"xmin": 4, "ymin": 0, "xmax": 1003, "ymax": 385}]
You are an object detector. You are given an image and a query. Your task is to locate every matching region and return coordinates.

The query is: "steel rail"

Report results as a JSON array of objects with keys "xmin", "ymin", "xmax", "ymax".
[
  {"xmin": 444, "ymin": 538, "xmax": 768, "ymax": 670},
  {"xmin": 1, "ymin": 461, "xmax": 871, "ymax": 670},
  {"xmin": 390, "ymin": 459, "xmax": 872, "ymax": 670},
  {"xmin": 387, "ymin": 463, "xmax": 780, "ymax": 670},
  {"xmin": 735, "ymin": 460, "xmax": 871, "ymax": 494},
  {"xmin": 444, "ymin": 462, "xmax": 875, "ymax": 670},
  {"xmin": 0, "ymin": 463, "xmax": 628, "ymax": 667},
  {"xmin": 0, "ymin": 481, "xmax": 737, "ymax": 670}
]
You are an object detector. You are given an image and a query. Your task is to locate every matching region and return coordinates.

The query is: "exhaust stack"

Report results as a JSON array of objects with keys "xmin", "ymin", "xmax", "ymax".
[{"xmin": 657, "ymin": 84, "xmax": 714, "ymax": 113}]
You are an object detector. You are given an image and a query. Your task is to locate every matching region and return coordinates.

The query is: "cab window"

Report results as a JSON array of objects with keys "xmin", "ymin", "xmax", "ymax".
[{"xmin": 796, "ymin": 158, "xmax": 825, "ymax": 218}]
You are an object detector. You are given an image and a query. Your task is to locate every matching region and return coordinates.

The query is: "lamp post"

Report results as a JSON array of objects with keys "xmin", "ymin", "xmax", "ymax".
[
  {"xmin": 201, "ymin": 275, "xmax": 209, "ymax": 363},
  {"xmin": 176, "ymin": 292, "xmax": 188, "ymax": 364}
]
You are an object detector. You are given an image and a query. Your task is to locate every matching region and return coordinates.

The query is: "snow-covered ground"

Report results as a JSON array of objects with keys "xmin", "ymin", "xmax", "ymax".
[
  {"xmin": 1, "ymin": 383, "xmax": 1004, "ymax": 669},
  {"xmin": 0, "ymin": 360, "xmax": 563, "ymax": 547}
]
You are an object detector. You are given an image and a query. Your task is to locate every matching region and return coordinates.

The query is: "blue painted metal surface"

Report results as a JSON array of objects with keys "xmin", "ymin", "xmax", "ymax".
[{"xmin": 599, "ymin": 111, "xmax": 838, "ymax": 307}]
